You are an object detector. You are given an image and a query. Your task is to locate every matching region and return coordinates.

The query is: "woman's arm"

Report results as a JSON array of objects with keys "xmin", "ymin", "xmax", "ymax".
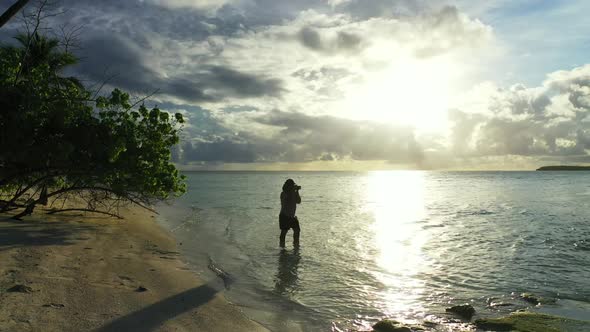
[{"xmin": 295, "ymin": 191, "xmax": 301, "ymax": 204}]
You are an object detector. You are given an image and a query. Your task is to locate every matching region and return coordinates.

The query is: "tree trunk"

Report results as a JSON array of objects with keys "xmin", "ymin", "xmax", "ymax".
[
  {"xmin": 39, "ymin": 185, "xmax": 48, "ymax": 205},
  {"xmin": 0, "ymin": 0, "xmax": 31, "ymax": 28},
  {"xmin": 12, "ymin": 201, "xmax": 36, "ymax": 220}
]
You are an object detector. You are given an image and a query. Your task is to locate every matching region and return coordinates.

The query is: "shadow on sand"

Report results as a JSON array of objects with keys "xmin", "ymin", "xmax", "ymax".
[
  {"xmin": 0, "ymin": 216, "xmax": 97, "ymax": 251},
  {"xmin": 97, "ymin": 282, "xmax": 220, "ymax": 332}
]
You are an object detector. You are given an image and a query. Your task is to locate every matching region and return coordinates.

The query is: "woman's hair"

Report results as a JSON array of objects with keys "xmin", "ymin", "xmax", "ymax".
[{"xmin": 282, "ymin": 179, "xmax": 295, "ymax": 191}]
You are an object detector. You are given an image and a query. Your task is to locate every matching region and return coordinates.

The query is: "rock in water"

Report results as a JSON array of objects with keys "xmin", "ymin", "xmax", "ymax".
[
  {"xmin": 372, "ymin": 319, "xmax": 412, "ymax": 332},
  {"xmin": 7, "ymin": 284, "xmax": 33, "ymax": 293},
  {"xmin": 520, "ymin": 293, "xmax": 540, "ymax": 305},
  {"xmin": 520, "ymin": 293, "xmax": 556, "ymax": 305},
  {"xmin": 475, "ymin": 312, "xmax": 590, "ymax": 332},
  {"xmin": 445, "ymin": 304, "xmax": 476, "ymax": 320}
]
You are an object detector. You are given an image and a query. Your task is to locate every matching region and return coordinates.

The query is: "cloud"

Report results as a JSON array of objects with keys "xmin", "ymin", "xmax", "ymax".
[
  {"xmin": 183, "ymin": 140, "xmax": 258, "ymax": 163},
  {"xmin": 174, "ymin": 109, "xmax": 426, "ymax": 165},
  {"xmin": 298, "ymin": 27, "xmax": 323, "ymax": 50},
  {"xmin": 335, "ymin": 0, "xmax": 429, "ymax": 19},
  {"xmin": 8, "ymin": 0, "xmax": 590, "ymax": 169},
  {"xmin": 450, "ymin": 64, "xmax": 590, "ymax": 161},
  {"xmin": 412, "ymin": 6, "xmax": 493, "ymax": 58},
  {"xmin": 46, "ymin": 0, "xmax": 500, "ymax": 168},
  {"xmin": 205, "ymin": 66, "xmax": 285, "ymax": 97},
  {"xmin": 194, "ymin": 5, "xmax": 495, "ymax": 119},
  {"xmin": 35, "ymin": 0, "xmax": 494, "ymax": 113},
  {"xmin": 143, "ymin": 0, "xmax": 237, "ymax": 11},
  {"xmin": 74, "ymin": 35, "xmax": 284, "ymax": 102},
  {"xmin": 172, "ymin": 63, "xmax": 590, "ymax": 168},
  {"xmin": 297, "ymin": 26, "xmax": 363, "ymax": 53}
]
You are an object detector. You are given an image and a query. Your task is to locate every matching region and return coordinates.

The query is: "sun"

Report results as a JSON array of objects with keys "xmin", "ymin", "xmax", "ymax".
[{"xmin": 341, "ymin": 55, "xmax": 459, "ymax": 133}]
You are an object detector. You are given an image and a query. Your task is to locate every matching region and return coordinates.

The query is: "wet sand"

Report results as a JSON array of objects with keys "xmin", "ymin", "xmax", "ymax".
[{"xmin": 0, "ymin": 206, "xmax": 269, "ymax": 332}]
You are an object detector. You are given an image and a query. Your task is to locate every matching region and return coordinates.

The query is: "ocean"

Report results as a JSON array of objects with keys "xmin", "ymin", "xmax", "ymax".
[{"xmin": 156, "ymin": 171, "xmax": 590, "ymax": 331}]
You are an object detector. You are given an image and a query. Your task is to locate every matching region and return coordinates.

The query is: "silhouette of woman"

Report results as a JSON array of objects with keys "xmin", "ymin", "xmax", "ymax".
[{"xmin": 279, "ymin": 179, "xmax": 301, "ymax": 247}]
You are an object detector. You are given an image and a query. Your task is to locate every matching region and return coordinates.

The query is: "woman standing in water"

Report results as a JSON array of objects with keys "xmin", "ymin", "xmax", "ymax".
[{"xmin": 279, "ymin": 179, "xmax": 301, "ymax": 247}]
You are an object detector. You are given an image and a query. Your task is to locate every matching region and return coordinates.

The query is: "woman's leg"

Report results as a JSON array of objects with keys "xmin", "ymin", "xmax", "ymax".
[
  {"xmin": 279, "ymin": 229, "xmax": 288, "ymax": 247},
  {"xmin": 293, "ymin": 218, "xmax": 300, "ymax": 247}
]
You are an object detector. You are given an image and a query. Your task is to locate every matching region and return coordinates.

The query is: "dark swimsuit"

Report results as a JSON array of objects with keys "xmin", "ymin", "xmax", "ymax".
[{"xmin": 279, "ymin": 214, "xmax": 300, "ymax": 231}]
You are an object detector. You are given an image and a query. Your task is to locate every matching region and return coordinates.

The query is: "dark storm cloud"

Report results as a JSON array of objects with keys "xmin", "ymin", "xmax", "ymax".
[
  {"xmin": 258, "ymin": 111, "xmax": 424, "ymax": 162},
  {"xmin": 175, "ymin": 109, "xmax": 425, "ymax": 165},
  {"xmin": 73, "ymin": 34, "xmax": 283, "ymax": 102},
  {"xmin": 297, "ymin": 27, "xmax": 363, "ymax": 53},
  {"xmin": 206, "ymin": 66, "xmax": 285, "ymax": 97},
  {"xmin": 183, "ymin": 140, "xmax": 258, "ymax": 163},
  {"xmin": 0, "ymin": 0, "xmax": 288, "ymax": 102},
  {"xmin": 75, "ymin": 35, "xmax": 156, "ymax": 92},
  {"xmin": 0, "ymin": 27, "xmax": 18, "ymax": 44},
  {"xmin": 79, "ymin": 0, "xmax": 430, "ymax": 28},
  {"xmin": 54, "ymin": 0, "xmax": 229, "ymax": 41},
  {"xmin": 55, "ymin": 0, "xmax": 324, "ymax": 33},
  {"xmin": 159, "ymin": 102, "xmax": 259, "ymax": 163},
  {"xmin": 299, "ymin": 27, "xmax": 322, "ymax": 51}
]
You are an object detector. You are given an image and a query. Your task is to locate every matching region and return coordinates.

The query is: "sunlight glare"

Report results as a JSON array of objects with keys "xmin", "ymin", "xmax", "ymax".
[
  {"xmin": 343, "ymin": 56, "xmax": 458, "ymax": 133},
  {"xmin": 365, "ymin": 171, "xmax": 430, "ymax": 317}
]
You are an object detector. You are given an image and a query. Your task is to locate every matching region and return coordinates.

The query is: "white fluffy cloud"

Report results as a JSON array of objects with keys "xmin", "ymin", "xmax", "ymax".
[{"xmin": 449, "ymin": 64, "xmax": 590, "ymax": 164}]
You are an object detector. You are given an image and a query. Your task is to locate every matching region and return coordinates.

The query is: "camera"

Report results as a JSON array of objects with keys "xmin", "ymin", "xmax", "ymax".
[{"xmin": 295, "ymin": 185, "xmax": 301, "ymax": 190}]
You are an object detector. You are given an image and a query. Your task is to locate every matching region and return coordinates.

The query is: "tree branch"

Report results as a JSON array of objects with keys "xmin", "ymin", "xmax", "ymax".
[
  {"xmin": 0, "ymin": 0, "xmax": 31, "ymax": 28},
  {"xmin": 45, "ymin": 185, "xmax": 158, "ymax": 214},
  {"xmin": 46, "ymin": 208, "xmax": 123, "ymax": 219},
  {"xmin": 130, "ymin": 89, "xmax": 160, "ymax": 109}
]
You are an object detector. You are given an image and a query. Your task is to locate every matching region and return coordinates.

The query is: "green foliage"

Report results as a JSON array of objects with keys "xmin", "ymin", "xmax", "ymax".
[
  {"xmin": 0, "ymin": 32, "xmax": 185, "ymax": 217},
  {"xmin": 91, "ymin": 90, "xmax": 186, "ymax": 199}
]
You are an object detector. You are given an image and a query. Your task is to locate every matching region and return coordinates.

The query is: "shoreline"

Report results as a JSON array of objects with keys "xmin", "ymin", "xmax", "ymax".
[{"xmin": 0, "ymin": 206, "xmax": 269, "ymax": 332}]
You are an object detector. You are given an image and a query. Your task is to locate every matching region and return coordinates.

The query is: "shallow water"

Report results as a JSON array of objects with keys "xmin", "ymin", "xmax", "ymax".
[{"xmin": 157, "ymin": 171, "xmax": 590, "ymax": 331}]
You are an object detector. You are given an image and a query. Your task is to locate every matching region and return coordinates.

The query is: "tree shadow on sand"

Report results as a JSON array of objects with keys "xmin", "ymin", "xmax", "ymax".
[
  {"xmin": 0, "ymin": 216, "xmax": 98, "ymax": 251},
  {"xmin": 97, "ymin": 282, "xmax": 220, "ymax": 332}
]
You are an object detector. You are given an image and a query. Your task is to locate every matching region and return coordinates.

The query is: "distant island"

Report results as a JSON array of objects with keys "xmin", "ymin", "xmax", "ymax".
[{"xmin": 536, "ymin": 166, "xmax": 590, "ymax": 171}]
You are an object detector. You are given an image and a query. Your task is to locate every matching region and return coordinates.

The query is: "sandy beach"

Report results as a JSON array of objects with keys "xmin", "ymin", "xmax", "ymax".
[{"xmin": 0, "ymin": 206, "xmax": 269, "ymax": 332}]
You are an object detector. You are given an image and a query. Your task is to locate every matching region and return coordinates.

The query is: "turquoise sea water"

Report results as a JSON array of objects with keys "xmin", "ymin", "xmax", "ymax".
[{"xmin": 157, "ymin": 171, "xmax": 590, "ymax": 331}]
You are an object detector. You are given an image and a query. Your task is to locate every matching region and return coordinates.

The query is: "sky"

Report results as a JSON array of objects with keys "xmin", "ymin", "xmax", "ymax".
[{"xmin": 2, "ymin": 0, "xmax": 590, "ymax": 170}]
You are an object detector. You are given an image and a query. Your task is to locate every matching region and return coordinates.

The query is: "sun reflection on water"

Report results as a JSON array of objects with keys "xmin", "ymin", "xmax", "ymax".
[{"xmin": 365, "ymin": 171, "xmax": 430, "ymax": 320}]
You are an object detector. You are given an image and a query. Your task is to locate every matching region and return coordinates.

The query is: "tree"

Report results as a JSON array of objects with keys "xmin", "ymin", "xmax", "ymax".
[{"xmin": 0, "ymin": 28, "xmax": 186, "ymax": 219}]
